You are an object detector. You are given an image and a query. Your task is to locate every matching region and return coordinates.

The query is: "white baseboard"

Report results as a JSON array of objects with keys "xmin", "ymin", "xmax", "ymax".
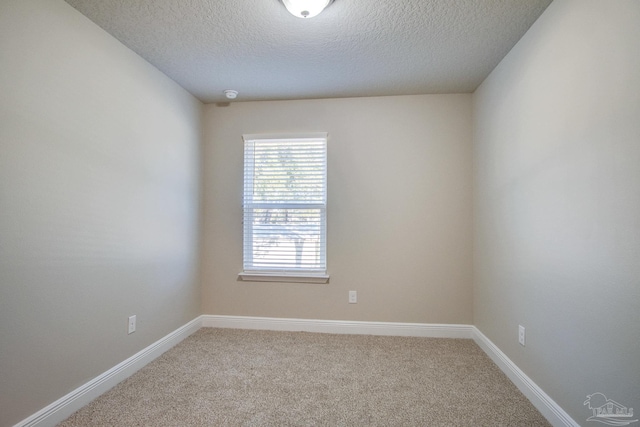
[
  {"xmin": 202, "ymin": 315, "xmax": 473, "ymax": 338},
  {"xmin": 15, "ymin": 316, "xmax": 203, "ymax": 427},
  {"xmin": 471, "ymin": 327, "xmax": 579, "ymax": 427}
]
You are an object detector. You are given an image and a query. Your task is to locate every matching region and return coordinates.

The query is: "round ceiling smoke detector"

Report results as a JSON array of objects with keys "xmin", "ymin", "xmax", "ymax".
[{"xmin": 224, "ymin": 90, "xmax": 238, "ymax": 100}]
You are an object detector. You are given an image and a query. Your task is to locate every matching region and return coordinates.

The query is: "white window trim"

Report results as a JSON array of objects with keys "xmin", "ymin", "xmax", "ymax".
[
  {"xmin": 242, "ymin": 132, "xmax": 328, "ymax": 142},
  {"xmin": 238, "ymin": 272, "xmax": 330, "ymax": 284},
  {"xmin": 240, "ymin": 132, "xmax": 329, "ymax": 284}
]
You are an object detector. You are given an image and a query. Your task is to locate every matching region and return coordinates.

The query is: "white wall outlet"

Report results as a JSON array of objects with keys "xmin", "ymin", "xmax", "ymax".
[
  {"xmin": 128, "ymin": 315, "xmax": 136, "ymax": 334},
  {"xmin": 518, "ymin": 325, "xmax": 525, "ymax": 346},
  {"xmin": 348, "ymin": 290, "xmax": 357, "ymax": 304}
]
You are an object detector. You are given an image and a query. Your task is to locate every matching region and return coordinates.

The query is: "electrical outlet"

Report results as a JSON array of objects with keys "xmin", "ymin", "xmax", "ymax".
[
  {"xmin": 348, "ymin": 291, "xmax": 357, "ymax": 304},
  {"xmin": 128, "ymin": 315, "xmax": 136, "ymax": 334},
  {"xmin": 518, "ymin": 325, "xmax": 525, "ymax": 346}
]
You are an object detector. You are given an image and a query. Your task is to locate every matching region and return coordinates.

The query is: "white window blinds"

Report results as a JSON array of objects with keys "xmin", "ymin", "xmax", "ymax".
[{"xmin": 243, "ymin": 134, "xmax": 327, "ymax": 276}]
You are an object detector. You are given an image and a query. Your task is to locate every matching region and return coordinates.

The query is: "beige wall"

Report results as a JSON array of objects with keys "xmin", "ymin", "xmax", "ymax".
[
  {"xmin": 202, "ymin": 95, "xmax": 473, "ymax": 324},
  {"xmin": 0, "ymin": 0, "xmax": 202, "ymax": 425},
  {"xmin": 473, "ymin": 0, "xmax": 640, "ymax": 422}
]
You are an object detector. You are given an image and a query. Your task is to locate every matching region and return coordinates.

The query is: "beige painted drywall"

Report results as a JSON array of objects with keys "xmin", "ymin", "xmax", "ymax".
[
  {"xmin": 201, "ymin": 95, "xmax": 473, "ymax": 324},
  {"xmin": 0, "ymin": 0, "xmax": 202, "ymax": 425},
  {"xmin": 473, "ymin": 0, "xmax": 640, "ymax": 422}
]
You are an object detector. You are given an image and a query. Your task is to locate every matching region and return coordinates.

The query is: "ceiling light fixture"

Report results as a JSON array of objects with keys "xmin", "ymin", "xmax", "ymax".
[{"xmin": 281, "ymin": 0, "xmax": 334, "ymax": 18}]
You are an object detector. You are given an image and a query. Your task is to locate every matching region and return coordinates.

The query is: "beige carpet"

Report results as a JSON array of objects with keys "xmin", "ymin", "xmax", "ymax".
[{"xmin": 58, "ymin": 328, "xmax": 550, "ymax": 426}]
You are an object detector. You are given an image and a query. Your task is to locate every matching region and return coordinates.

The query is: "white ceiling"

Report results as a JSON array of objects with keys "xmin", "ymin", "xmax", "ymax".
[{"xmin": 64, "ymin": 0, "xmax": 552, "ymax": 103}]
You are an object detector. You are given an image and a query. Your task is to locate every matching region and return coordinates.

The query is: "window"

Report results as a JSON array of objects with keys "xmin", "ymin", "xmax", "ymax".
[{"xmin": 240, "ymin": 133, "xmax": 328, "ymax": 283}]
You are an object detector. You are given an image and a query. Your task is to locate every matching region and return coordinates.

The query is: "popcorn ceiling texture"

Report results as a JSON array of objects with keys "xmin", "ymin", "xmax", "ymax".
[
  {"xmin": 58, "ymin": 328, "xmax": 551, "ymax": 426},
  {"xmin": 63, "ymin": 0, "xmax": 552, "ymax": 103}
]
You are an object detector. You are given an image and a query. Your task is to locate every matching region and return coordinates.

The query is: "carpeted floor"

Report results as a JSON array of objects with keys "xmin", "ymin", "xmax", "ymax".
[{"xmin": 58, "ymin": 328, "xmax": 550, "ymax": 426}]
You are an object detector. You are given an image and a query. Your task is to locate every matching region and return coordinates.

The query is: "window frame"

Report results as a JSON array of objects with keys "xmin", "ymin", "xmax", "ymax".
[{"xmin": 238, "ymin": 133, "xmax": 329, "ymax": 284}]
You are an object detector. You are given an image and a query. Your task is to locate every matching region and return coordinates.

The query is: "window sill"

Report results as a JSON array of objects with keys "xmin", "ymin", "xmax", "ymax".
[{"xmin": 238, "ymin": 272, "xmax": 330, "ymax": 284}]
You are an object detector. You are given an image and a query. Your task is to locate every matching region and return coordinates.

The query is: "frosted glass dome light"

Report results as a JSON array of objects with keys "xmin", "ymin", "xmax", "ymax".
[{"xmin": 281, "ymin": 0, "xmax": 334, "ymax": 18}]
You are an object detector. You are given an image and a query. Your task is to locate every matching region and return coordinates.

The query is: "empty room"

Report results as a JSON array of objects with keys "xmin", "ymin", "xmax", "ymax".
[{"xmin": 1, "ymin": 0, "xmax": 638, "ymax": 426}]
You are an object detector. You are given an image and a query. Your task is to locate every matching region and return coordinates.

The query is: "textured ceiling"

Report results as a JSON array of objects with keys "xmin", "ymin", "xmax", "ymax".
[{"xmin": 64, "ymin": 0, "xmax": 552, "ymax": 103}]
